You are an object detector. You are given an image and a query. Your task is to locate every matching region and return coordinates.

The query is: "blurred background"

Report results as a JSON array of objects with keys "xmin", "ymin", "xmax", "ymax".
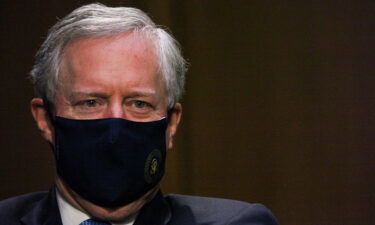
[{"xmin": 1, "ymin": 1, "xmax": 374, "ymax": 224}]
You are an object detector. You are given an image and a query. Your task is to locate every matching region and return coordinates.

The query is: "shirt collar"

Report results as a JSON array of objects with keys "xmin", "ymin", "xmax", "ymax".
[{"xmin": 56, "ymin": 189, "xmax": 136, "ymax": 225}]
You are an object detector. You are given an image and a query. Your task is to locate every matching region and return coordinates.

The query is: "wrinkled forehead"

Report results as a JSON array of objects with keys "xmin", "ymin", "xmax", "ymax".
[
  {"xmin": 61, "ymin": 31, "xmax": 158, "ymax": 67},
  {"xmin": 57, "ymin": 31, "xmax": 163, "ymax": 87},
  {"xmin": 55, "ymin": 33, "xmax": 168, "ymax": 101}
]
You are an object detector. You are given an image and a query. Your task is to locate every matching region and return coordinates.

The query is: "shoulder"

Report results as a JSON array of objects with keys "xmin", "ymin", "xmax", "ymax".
[
  {"xmin": 0, "ymin": 192, "xmax": 48, "ymax": 223},
  {"xmin": 165, "ymin": 194, "xmax": 278, "ymax": 225}
]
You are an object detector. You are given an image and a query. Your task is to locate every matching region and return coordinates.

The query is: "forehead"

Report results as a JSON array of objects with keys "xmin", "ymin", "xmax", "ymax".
[
  {"xmin": 58, "ymin": 32, "xmax": 164, "ymax": 90},
  {"xmin": 62, "ymin": 32, "xmax": 158, "ymax": 72}
]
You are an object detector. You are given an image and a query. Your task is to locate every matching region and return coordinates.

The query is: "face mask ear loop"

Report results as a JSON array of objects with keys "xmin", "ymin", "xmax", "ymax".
[
  {"xmin": 43, "ymin": 97, "xmax": 59, "ymax": 160},
  {"xmin": 42, "ymin": 97, "xmax": 56, "ymax": 126},
  {"xmin": 166, "ymin": 107, "xmax": 174, "ymax": 124}
]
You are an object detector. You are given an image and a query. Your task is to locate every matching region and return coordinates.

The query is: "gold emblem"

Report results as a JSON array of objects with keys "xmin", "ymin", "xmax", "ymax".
[
  {"xmin": 150, "ymin": 158, "xmax": 158, "ymax": 175},
  {"xmin": 144, "ymin": 149, "xmax": 163, "ymax": 183}
]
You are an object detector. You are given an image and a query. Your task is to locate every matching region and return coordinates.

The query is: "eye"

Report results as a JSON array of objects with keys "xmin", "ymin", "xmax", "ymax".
[
  {"xmin": 75, "ymin": 99, "xmax": 103, "ymax": 110},
  {"xmin": 83, "ymin": 99, "xmax": 98, "ymax": 107},
  {"xmin": 133, "ymin": 100, "xmax": 149, "ymax": 108},
  {"xmin": 124, "ymin": 99, "xmax": 155, "ymax": 118},
  {"xmin": 126, "ymin": 100, "xmax": 154, "ymax": 113}
]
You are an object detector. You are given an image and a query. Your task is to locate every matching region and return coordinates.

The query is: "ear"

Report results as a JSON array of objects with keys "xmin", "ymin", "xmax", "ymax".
[
  {"xmin": 31, "ymin": 98, "xmax": 54, "ymax": 143},
  {"xmin": 166, "ymin": 103, "xmax": 182, "ymax": 150}
]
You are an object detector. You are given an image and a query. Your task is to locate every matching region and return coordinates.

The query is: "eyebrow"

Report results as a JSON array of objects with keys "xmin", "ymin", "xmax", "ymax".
[
  {"xmin": 127, "ymin": 90, "xmax": 156, "ymax": 98},
  {"xmin": 68, "ymin": 90, "xmax": 156, "ymax": 99},
  {"xmin": 68, "ymin": 91, "xmax": 109, "ymax": 100}
]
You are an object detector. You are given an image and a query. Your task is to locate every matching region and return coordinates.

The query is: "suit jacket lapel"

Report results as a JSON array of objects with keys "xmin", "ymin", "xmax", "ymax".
[
  {"xmin": 20, "ymin": 187, "xmax": 63, "ymax": 225},
  {"xmin": 134, "ymin": 191, "xmax": 171, "ymax": 225}
]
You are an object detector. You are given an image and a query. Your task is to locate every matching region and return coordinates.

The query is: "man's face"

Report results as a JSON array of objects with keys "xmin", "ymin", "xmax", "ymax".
[
  {"xmin": 57, "ymin": 33, "xmax": 167, "ymax": 122},
  {"xmin": 31, "ymin": 32, "xmax": 181, "ymax": 220}
]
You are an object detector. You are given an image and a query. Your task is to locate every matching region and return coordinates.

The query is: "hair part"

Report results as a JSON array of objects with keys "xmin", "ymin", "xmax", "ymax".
[{"xmin": 30, "ymin": 3, "xmax": 187, "ymax": 109}]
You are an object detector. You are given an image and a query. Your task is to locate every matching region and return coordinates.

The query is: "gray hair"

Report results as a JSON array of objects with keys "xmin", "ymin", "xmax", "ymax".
[{"xmin": 30, "ymin": 3, "xmax": 186, "ymax": 109}]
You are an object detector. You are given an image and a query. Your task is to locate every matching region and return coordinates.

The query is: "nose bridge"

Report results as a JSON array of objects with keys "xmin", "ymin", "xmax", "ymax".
[{"xmin": 107, "ymin": 100, "xmax": 124, "ymax": 119}]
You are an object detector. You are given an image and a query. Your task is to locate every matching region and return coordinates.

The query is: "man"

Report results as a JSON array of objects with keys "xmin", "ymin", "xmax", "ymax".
[{"xmin": 0, "ymin": 3, "xmax": 278, "ymax": 225}]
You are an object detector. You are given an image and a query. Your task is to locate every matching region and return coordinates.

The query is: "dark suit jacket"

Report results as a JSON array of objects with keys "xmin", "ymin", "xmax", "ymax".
[{"xmin": 0, "ymin": 188, "xmax": 278, "ymax": 225}]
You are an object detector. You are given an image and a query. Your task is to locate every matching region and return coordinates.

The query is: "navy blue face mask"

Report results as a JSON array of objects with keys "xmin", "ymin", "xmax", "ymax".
[{"xmin": 53, "ymin": 116, "xmax": 168, "ymax": 208}]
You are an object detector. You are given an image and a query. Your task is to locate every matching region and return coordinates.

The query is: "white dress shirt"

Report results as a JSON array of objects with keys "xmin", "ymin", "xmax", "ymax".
[{"xmin": 56, "ymin": 189, "xmax": 136, "ymax": 225}]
